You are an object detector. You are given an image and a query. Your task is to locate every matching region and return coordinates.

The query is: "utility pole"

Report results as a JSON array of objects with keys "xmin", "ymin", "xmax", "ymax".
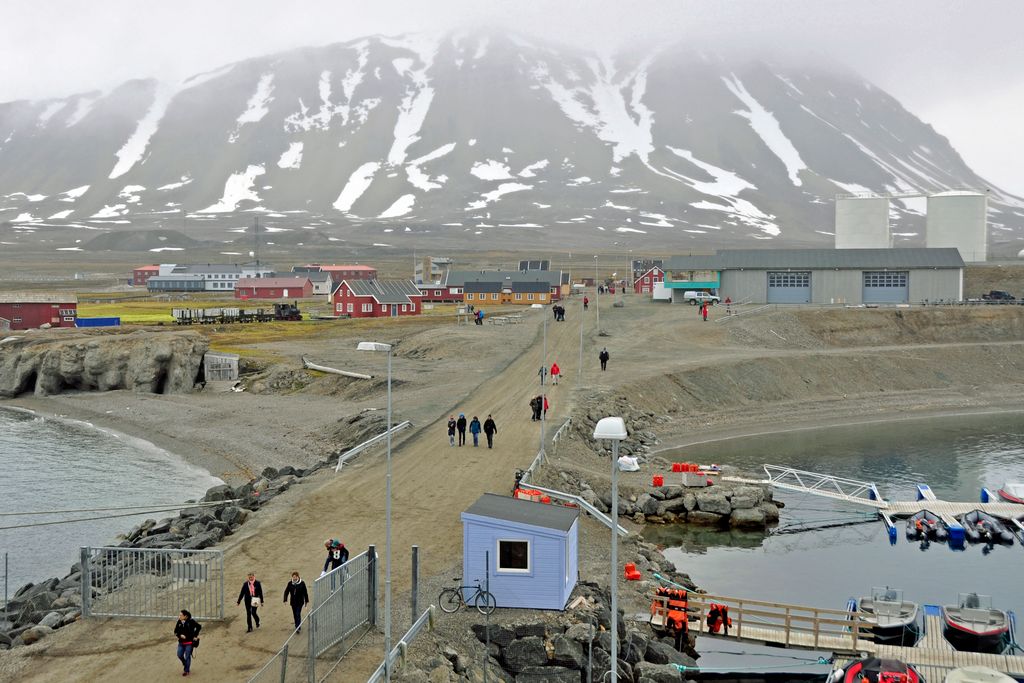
[{"xmin": 253, "ymin": 216, "xmax": 261, "ymax": 270}]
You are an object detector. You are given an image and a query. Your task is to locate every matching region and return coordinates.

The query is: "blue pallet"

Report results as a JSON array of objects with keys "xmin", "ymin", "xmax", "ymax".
[{"xmin": 75, "ymin": 317, "xmax": 121, "ymax": 327}]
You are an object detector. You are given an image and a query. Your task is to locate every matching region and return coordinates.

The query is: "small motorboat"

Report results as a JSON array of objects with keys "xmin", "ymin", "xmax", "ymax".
[
  {"xmin": 942, "ymin": 593, "xmax": 1011, "ymax": 654},
  {"xmin": 905, "ymin": 510, "xmax": 949, "ymax": 541},
  {"xmin": 854, "ymin": 587, "xmax": 920, "ymax": 646},
  {"xmin": 943, "ymin": 665, "xmax": 1015, "ymax": 682},
  {"xmin": 831, "ymin": 657, "xmax": 924, "ymax": 683},
  {"xmin": 959, "ymin": 510, "xmax": 1015, "ymax": 545},
  {"xmin": 996, "ymin": 481, "xmax": 1024, "ymax": 504}
]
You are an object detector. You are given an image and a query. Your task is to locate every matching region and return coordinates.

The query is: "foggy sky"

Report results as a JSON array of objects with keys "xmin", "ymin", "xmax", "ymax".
[{"xmin": 2, "ymin": 0, "xmax": 1022, "ymax": 194}]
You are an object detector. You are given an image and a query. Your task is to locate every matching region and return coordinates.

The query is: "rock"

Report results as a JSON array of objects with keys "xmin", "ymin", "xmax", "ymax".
[
  {"xmin": 590, "ymin": 649, "xmax": 633, "ymax": 683},
  {"xmin": 201, "ymin": 484, "xmax": 234, "ymax": 502},
  {"xmin": 472, "ymin": 623, "xmax": 516, "ymax": 648},
  {"xmin": 38, "ymin": 612, "xmax": 62, "ymax": 629},
  {"xmin": 136, "ymin": 532, "xmax": 182, "ymax": 548},
  {"xmin": 694, "ymin": 491, "xmax": 731, "ymax": 515},
  {"xmin": 260, "ymin": 467, "xmax": 279, "ymax": 480},
  {"xmin": 681, "ymin": 493, "xmax": 697, "ymax": 512},
  {"xmin": 427, "ymin": 662, "xmax": 452, "ymax": 683},
  {"xmin": 278, "ymin": 465, "xmax": 297, "ymax": 477},
  {"xmin": 8, "ymin": 590, "xmax": 58, "ymax": 613},
  {"xmin": 645, "ymin": 640, "xmax": 697, "ymax": 667},
  {"xmin": 760, "ymin": 501, "xmax": 781, "ymax": 523},
  {"xmin": 622, "ymin": 632, "xmax": 648, "ymax": 665},
  {"xmin": 253, "ymin": 478, "xmax": 271, "ymax": 493},
  {"xmin": 218, "ymin": 505, "xmax": 243, "ymax": 527},
  {"xmin": 514, "ymin": 622, "xmax": 547, "ymax": 639},
  {"xmin": 60, "ymin": 611, "xmax": 81, "ymax": 626},
  {"xmin": 729, "ymin": 486, "xmax": 764, "ymax": 509},
  {"xmin": 515, "ymin": 666, "xmax": 581, "ymax": 683},
  {"xmin": 565, "ymin": 623, "xmax": 596, "ymax": 643},
  {"xmin": 637, "ymin": 494, "xmax": 660, "ymax": 516},
  {"xmin": 503, "ymin": 636, "xmax": 548, "ymax": 673},
  {"xmin": 686, "ymin": 511, "xmax": 724, "ymax": 526},
  {"xmin": 655, "ymin": 497, "xmax": 689, "ymax": 517},
  {"xmin": 580, "ymin": 488, "xmax": 608, "ymax": 513},
  {"xmin": 394, "ymin": 667, "xmax": 429, "ymax": 683},
  {"xmin": 634, "ymin": 661, "xmax": 683, "ymax": 683},
  {"xmin": 19, "ymin": 625, "xmax": 52, "ymax": 645},
  {"xmin": 181, "ymin": 528, "xmax": 224, "ymax": 550},
  {"xmin": 729, "ymin": 507, "xmax": 767, "ymax": 528},
  {"xmin": 550, "ymin": 634, "xmax": 586, "ymax": 669}
]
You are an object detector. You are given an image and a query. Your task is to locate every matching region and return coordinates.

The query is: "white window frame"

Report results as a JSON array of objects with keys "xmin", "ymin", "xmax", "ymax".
[
  {"xmin": 466, "ymin": 293, "xmax": 473, "ymax": 301},
  {"xmin": 434, "ymin": 290, "xmax": 442, "ymax": 297},
  {"xmin": 336, "ymin": 303, "xmax": 343, "ymax": 312},
  {"xmin": 362, "ymin": 303, "xmax": 373, "ymax": 313},
  {"xmin": 347, "ymin": 303, "xmax": 354, "ymax": 313},
  {"xmin": 380, "ymin": 304, "xmax": 387, "ymax": 312},
  {"xmin": 496, "ymin": 538, "xmax": 531, "ymax": 574},
  {"xmin": 515, "ymin": 293, "xmax": 522, "ymax": 300},
  {"xmin": 491, "ymin": 293, "xmax": 498, "ymax": 300},
  {"xmin": 401, "ymin": 304, "xmax": 407, "ymax": 312},
  {"xmin": 527, "ymin": 293, "xmax": 534, "ymax": 301}
]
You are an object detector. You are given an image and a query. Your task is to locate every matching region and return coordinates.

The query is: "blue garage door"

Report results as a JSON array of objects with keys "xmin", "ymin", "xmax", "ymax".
[
  {"xmin": 767, "ymin": 271, "xmax": 811, "ymax": 303},
  {"xmin": 863, "ymin": 271, "xmax": 908, "ymax": 303}
]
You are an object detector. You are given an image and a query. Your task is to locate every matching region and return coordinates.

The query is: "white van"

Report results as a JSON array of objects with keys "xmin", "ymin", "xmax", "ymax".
[{"xmin": 680, "ymin": 291, "xmax": 720, "ymax": 306}]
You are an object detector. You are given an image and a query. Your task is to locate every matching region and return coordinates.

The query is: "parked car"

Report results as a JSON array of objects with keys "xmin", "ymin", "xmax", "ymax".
[
  {"xmin": 981, "ymin": 290, "xmax": 1015, "ymax": 301},
  {"xmin": 680, "ymin": 291, "xmax": 721, "ymax": 306}
]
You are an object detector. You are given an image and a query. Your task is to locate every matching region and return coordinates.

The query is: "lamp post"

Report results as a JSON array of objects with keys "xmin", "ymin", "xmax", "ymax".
[
  {"xmin": 540, "ymin": 316, "xmax": 547, "ymax": 454},
  {"xmin": 594, "ymin": 255, "xmax": 600, "ymax": 334},
  {"xmin": 593, "ymin": 416, "xmax": 627, "ymax": 683},
  {"xmin": 357, "ymin": 341, "xmax": 393, "ymax": 682}
]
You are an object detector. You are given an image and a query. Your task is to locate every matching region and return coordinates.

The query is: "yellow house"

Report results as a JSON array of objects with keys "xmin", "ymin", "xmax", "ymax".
[{"xmin": 463, "ymin": 281, "xmax": 552, "ymax": 305}]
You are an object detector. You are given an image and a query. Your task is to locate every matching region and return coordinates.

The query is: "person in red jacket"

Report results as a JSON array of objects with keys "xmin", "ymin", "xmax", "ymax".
[
  {"xmin": 543, "ymin": 395, "xmax": 549, "ymax": 418},
  {"xmin": 583, "ymin": 296, "xmax": 589, "ymax": 310},
  {"xmin": 550, "ymin": 362, "xmax": 561, "ymax": 385}
]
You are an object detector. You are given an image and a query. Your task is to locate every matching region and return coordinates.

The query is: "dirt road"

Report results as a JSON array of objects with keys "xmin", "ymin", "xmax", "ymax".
[{"xmin": 9, "ymin": 307, "xmax": 593, "ymax": 682}]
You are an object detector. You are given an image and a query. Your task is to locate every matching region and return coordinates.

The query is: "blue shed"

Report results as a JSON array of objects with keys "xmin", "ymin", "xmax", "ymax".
[{"xmin": 461, "ymin": 493, "xmax": 579, "ymax": 611}]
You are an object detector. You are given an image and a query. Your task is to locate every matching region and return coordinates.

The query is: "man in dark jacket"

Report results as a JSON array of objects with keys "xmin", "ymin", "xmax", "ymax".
[
  {"xmin": 469, "ymin": 416, "xmax": 482, "ymax": 447},
  {"xmin": 322, "ymin": 539, "xmax": 349, "ymax": 574},
  {"xmin": 456, "ymin": 413, "xmax": 468, "ymax": 446},
  {"xmin": 530, "ymin": 396, "xmax": 540, "ymax": 421},
  {"xmin": 483, "ymin": 415, "xmax": 497, "ymax": 449},
  {"xmin": 283, "ymin": 571, "xmax": 310, "ymax": 632},
  {"xmin": 599, "ymin": 348, "xmax": 610, "ymax": 371},
  {"xmin": 174, "ymin": 609, "xmax": 202, "ymax": 676},
  {"xmin": 236, "ymin": 572, "xmax": 264, "ymax": 632},
  {"xmin": 447, "ymin": 415, "xmax": 456, "ymax": 447}
]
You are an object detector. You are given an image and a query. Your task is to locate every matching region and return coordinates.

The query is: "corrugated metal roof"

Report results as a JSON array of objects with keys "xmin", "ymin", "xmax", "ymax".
[
  {"xmin": 341, "ymin": 279, "xmax": 421, "ymax": 304},
  {"xmin": 664, "ymin": 248, "xmax": 964, "ymax": 271},
  {"xmin": 315, "ymin": 264, "xmax": 377, "ymax": 272},
  {"xmin": 173, "ymin": 265, "xmax": 244, "ymax": 275},
  {"xmin": 464, "ymin": 281, "xmax": 501, "ymax": 293},
  {"xmin": 446, "ymin": 269, "xmax": 562, "ymax": 287},
  {"xmin": 236, "ymin": 277, "xmax": 312, "ymax": 288},
  {"xmin": 463, "ymin": 493, "xmax": 579, "ymax": 532},
  {"xmin": 147, "ymin": 274, "xmax": 205, "ymax": 282},
  {"xmin": 0, "ymin": 291, "xmax": 78, "ymax": 304}
]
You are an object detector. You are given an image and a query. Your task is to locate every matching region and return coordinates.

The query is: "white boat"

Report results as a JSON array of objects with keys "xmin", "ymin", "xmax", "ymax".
[
  {"xmin": 942, "ymin": 593, "xmax": 1011, "ymax": 654},
  {"xmin": 944, "ymin": 665, "xmax": 1015, "ymax": 682},
  {"xmin": 996, "ymin": 480, "xmax": 1024, "ymax": 504},
  {"xmin": 854, "ymin": 587, "xmax": 920, "ymax": 646}
]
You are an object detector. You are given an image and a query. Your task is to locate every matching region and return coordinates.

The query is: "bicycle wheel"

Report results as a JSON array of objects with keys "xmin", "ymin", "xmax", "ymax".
[
  {"xmin": 439, "ymin": 588, "xmax": 463, "ymax": 613},
  {"xmin": 474, "ymin": 590, "xmax": 497, "ymax": 615}
]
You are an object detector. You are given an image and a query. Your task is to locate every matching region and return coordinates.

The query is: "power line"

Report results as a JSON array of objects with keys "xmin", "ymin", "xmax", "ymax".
[
  {"xmin": 0, "ymin": 499, "xmax": 238, "ymax": 517},
  {"xmin": 0, "ymin": 505, "xmax": 235, "ymax": 531}
]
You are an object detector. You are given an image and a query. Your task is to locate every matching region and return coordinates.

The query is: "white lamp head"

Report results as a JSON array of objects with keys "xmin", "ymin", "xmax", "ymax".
[
  {"xmin": 593, "ymin": 416, "xmax": 627, "ymax": 441},
  {"xmin": 357, "ymin": 341, "xmax": 392, "ymax": 352}
]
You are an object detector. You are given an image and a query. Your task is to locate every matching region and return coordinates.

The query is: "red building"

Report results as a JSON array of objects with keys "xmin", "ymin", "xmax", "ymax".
[
  {"xmin": 416, "ymin": 283, "xmax": 463, "ymax": 303},
  {"xmin": 308, "ymin": 264, "xmax": 377, "ymax": 280},
  {"xmin": 0, "ymin": 292, "xmax": 78, "ymax": 330},
  {"xmin": 634, "ymin": 266, "xmax": 664, "ymax": 294},
  {"xmin": 131, "ymin": 265, "xmax": 160, "ymax": 286},
  {"xmin": 235, "ymin": 277, "xmax": 314, "ymax": 300},
  {"xmin": 332, "ymin": 279, "xmax": 422, "ymax": 318}
]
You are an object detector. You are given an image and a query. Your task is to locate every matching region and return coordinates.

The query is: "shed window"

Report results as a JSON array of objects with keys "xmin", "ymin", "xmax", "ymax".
[{"xmin": 496, "ymin": 539, "xmax": 530, "ymax": 573}]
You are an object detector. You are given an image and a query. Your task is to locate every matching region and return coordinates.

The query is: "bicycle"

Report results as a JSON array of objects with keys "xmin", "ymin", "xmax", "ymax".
[{"xmin": 438, "ymin": 578, "xmax": 497, "ymax": 614}]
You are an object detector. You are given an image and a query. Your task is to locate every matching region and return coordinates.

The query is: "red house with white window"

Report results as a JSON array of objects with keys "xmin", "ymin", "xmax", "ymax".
[
  {"xmin": 634, "ymin": 266, "xmax": 664, "ymax": 294},
  {"xmin": 332, "ymin": 279, "xmax": 423, "ymax": 318},
  {"xmin": 131, "ymin": 265, "xmax": 160, "ymax": 286},
  {"xmin": 0, "ymin": 292, "xmax": 78, "ymax": 330},
  {"xmin": 235, "ymin": 277, "xmax": 314, "ymax": 300},
  {"xmin": 309, "ymin": 264, "xmax": 378, "ymax": 281},
  {"xmin": 416, "ymin": 283, "xmax": 463, "ymax": 303}
]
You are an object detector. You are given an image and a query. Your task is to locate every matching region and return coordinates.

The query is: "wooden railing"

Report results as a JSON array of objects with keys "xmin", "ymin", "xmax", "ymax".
[{"xmin": 686, "ymin": 593, "xmax": 876, "ymax": 654}]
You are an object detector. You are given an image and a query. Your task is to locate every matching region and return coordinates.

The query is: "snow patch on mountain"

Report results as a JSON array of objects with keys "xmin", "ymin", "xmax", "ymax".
[
  {"xmin": 722, "ymin": 74, "xmax": 806, "ymax": 187},
  {"xmin": 471, "ymin": 160, "xmax": 515, "ymax": 181},
  {"xmin": 65, "ymin": 94, "xmax": 100, "ymax": 127},
  {"xmin": 58, "ymin": 185, "xmax": 90, "ymax": 202},
  {"xmin": 407, "ymin": 142, "xmax": 455, "ymax": 191},
  {"xmin": 157, "ymin": 176, "xmax": 192, "ymax": 191},
  {"xmin": 48, "ymin": 209, "xmax": 74, "ymax": 219},
  {"xmin": 383, "ymin": 34, "xmax": 439, "ymax": 166},
  {"xmin": 665, "ymin": 146, "xmax": 757, "ymax": 196},
  {"xmin": 109, "ymin": 83, "xmax": 175, "ymax": 179},
  {"xmin": 334, "ymin": 162, "xmax": 380, "ymax": 212},
  {"xmin": 229, "ymin": 73, "xmax": 275, "ymax": 142},
  {"xmin": 37, "ymin": 101, "xmax": 68, "ymax": 127},
  {"xmin": 118, "ymin": 185, "xmax": 146, "ymax": 204},
  {"xmin": 518, "ymin": 160, "xmax": 549, "ymax": 178},
  {"xmin": 277, "ymin": 142, "xmax": 304, "ymax": 169},
  {"xmin": 92, "ymin": 204, "xmax": 128, "ymax": 218},
  {"xmin": 466, "ymin": 182, "xmax": 533, "ymax": 209},
  {"xmin": 199, "ymin": 164, "xmax": 266, "ymax": 212}
]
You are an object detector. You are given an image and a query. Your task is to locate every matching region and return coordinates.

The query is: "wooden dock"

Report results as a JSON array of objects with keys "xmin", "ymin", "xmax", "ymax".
[{"xmin": 687, "ymin": 594, "xmax": 1024, "ymax": 680}]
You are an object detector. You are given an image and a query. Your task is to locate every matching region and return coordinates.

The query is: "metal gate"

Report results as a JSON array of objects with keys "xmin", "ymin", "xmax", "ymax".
[
  {"xmin": 767, "ymin": 271, "xmax": 811, "ymax": 303},
  {"xmin": 81, "ymin": 546, "xmax": 224, "ymax": 620},
  {"xmin": 863, "ymin": 270, "xmax": 908, "ymax": 303}
]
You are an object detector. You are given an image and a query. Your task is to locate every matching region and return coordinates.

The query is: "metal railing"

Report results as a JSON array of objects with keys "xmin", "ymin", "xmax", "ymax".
[
  {"xmin": 366, "ymin": 605, "xmax": 437, "ymax": 683},
  {"xmin": 714, "ymin": 303, "xmax": 773, "ymax": 324},
  {"xmin": 335, "ymin": 422, "xmax": 413, "ymax": 472},
  {"xmin": 248, "ymin": 548, "xmax": 377, "ymax": 683},
  {"xmin": 80, "ymin": 546, "xmax": 224, "ymax": 620},
  {"xmin": 522, "ymin": 484, "xmax": 628, "ymax": 537}
]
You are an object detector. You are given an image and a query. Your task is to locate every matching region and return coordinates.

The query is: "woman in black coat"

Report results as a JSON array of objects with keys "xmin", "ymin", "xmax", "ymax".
[
  {"xmin": 174, "ymin": 609, "xmax": 202, "ymax": 676},
  {"xmin": 236, "ymin": 572, "xmax": 264, "ymax": 632}
]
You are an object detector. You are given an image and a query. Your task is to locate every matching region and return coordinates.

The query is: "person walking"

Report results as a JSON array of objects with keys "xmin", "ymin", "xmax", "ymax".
[
  {"xmin": 552, "ymin": 304, "xmax": 559, "ymax": 320},
  {"xmin": 447, "ymin": 415, "xmax": 456, "ymax": 447},
  {"xmin": 322, "ymin": 539, "xmax": 349, "ymax": 575},
  {"xmin": 236, "ymin": 572, "xmax": 264, "ymax": 632},
  {"xmin": 456, "ymin": 413, "xmax": 467, "ymax": 445},
  {"xmin": 530, "ymin": 396, "xmax": 541, "ymax": 421},
  {"xmin": 469, "ymin": 416, "xmax": 482, "ymax": 446},
  {"xmin": 538, "ymin": 365, "xmax": 547, "ymax": 385},
  {"xmin": 174, "ymin": 609, "xmax": 202, "ymax": 677},
  {"xmin": 550, "ymin": 362, "xmax": 561, "ymax": 385},
  {"xmin": 483, "ymin": 414, "xmax": 497, "ymax": 448},
  {"xmin": 702, "ymin": 302, "xmax": 709, "ymax": 322},
  {"xmin": 543, "ymin": 395, "xmax": 549, "ymax": 419},
  {"xmin": 583, "ymin": 295, "xmax": 589, "ymax": 310},
  {"xmin": 599, "ymin": 347, "xmax": 610, "ymax": 371},
  {"xmin": 283, "ymin": 571, "xmax": 310, "ymax": 633}
]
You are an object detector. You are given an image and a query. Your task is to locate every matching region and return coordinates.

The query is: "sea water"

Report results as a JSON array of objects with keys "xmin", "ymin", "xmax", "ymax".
[
  {"xmin": 646, "ymin": 411, "xmax": 1024, "ymax": 676},
  {"xmin": 0, "ymin": 406, "xmax": 222, "ymax": 596}
]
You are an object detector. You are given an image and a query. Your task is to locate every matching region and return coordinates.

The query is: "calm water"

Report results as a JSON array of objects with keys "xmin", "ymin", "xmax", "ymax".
[
  {"xmin": 645, "ymin": 412, "xmax": 1024, "ymax": 674},
  {"xmin": 0, "ymin": 407, "xmax": 222, "ymax": 596}
]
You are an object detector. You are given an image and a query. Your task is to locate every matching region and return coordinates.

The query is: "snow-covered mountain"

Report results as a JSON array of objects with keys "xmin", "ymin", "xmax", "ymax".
[{"xmin": 2, "ymin": 31, "xmax": 1022, "ymax": 252}]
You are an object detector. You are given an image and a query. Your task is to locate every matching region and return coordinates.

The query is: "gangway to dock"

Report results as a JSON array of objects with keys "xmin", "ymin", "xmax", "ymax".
[
  {"xmin": 724, "ymin": 465, "xmax": 887, "ymax": 508},
  {"xmin": 686, "ymin": 593, "xmax": 1024, "ymax": 680}
]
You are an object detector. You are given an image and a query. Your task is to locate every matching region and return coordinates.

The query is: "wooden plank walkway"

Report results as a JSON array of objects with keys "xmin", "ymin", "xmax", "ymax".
[
  {"xmin": 689, "ymin": 594, "xmax": 1024, "ymax": 680},
  {"xmin": 884, "ymin": 500, "xmax": 1024, "ymax": 519}
]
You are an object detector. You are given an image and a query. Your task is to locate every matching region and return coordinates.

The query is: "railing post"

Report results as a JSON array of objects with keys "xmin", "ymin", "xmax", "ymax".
[
  {"xmin": 279, "ymin": 643, "xmax": 288, "ymax": 683},
  {"xmin": 368, "ymin": 545, "xmax": 377, "ymax": 627},
  {"xmin": 784, "ymin": 607, "xmax": 791, "ymax": 646},
  {"xmin": 411, "ymin": 545, "xmax": 419, "ymax": 628},
  {"xmin": 307, "ymin": 610, "xmax": 316, "ymax": 683},
  {"xmin": 813, "ymin": 615, "xmax": 820, "ymax": 648},
  {"xmin": 80, "ymin": 547, "xmax": 90, "ymax": 617}
]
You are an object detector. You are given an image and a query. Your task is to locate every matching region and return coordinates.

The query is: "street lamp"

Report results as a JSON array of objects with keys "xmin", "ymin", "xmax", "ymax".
[
  {"xmin": 593, "ymin": 416, "xmax": 627, "ymax": 683},
  {"xmin": 357, "ymin": 341, "xmax": 393, "ymax": 682},
  {"xmin": 594, "ymin": 255, "xmax": 600, "ymax": 334}
]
